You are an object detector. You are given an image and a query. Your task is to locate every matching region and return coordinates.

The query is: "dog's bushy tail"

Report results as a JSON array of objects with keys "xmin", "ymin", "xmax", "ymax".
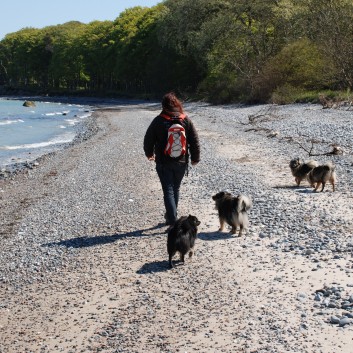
[
  {"xmin": 237, "ymin": 195, "xmax": 252, "ymax": 213},
  {"xmin": 323, "ymin": 161, "xmax": 335, "ymax": 170},
  {"xmin": 324, "ymin": 161, "xmax": 337, "ymax": 185},
  {"xmin": 306, "ymin": 160, "xmax": 319, "ymax": 169}
]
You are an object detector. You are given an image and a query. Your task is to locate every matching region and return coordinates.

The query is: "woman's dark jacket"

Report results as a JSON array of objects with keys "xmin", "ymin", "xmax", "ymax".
[{"xmin": 143, "ymin": 111, "xmax": 200, "ymax": 164}]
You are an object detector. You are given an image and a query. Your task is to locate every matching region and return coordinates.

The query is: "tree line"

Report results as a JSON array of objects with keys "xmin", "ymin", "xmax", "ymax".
[{"xmin": 0, "ymin": 0, "xmax": 352, "ymax": 103}]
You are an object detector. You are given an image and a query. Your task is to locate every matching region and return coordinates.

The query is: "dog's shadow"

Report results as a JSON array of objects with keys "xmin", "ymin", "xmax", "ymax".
[
  {"xmin": 42, "ymin": 224, "xmax": 165, "ymax": 249},
  {"xmin": 198, "ymin": 231, "xmax": 234, "ymax": 241},
  {"xmin": 296, "ymin": 188, "xmax": 317, "ymax": 194},
  {"xmin": 137, "ymin": 259, "xmax": 190, "ymax": 273},
  {"xmin": 136, "ymin": 260, "xmax": 174, "ymax": 274},
  {"xmin": 273, "ymin": 184, "xmax": 304, "ymax": 189},
  {"xmin": 273, "ymin": 185, "xmax": 315, "ymax": 193}
]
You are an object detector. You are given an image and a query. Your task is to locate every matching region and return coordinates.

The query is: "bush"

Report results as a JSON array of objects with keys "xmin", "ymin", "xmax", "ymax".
[
  {"xmin": 253, "ymin": 38, "xmax": 337, "ymax": 102},
  {"xmin": 197, "ymin": 71, "xmax": 249, "ymax": 104},
  {"xmin": 270, "ymin": 84, "xmax": 303, "ymax": 104}
]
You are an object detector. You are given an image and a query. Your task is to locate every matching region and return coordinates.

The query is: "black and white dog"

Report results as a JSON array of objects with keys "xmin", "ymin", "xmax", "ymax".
[{"xmin": 212, "ymin": 191, "xmax": 252, "ymax": 237}]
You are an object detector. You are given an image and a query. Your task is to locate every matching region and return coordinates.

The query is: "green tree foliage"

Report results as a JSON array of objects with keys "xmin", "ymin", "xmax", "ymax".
[
  {"xmin": 45, "ymin": 22, "xmax": 87, "ymax": 90},
  {"xmin": 0, "ymin": 0, "xmax": 352, "ymax": 102},
  {"xmin": 112, "ymin": 6, "xmax": 163, "ymax": 93},
  {"xmin": 195, "ymin": 0, "xmax": 289, "ymax": 102},
  {"xmin": 253, "ymin": 38, "xmax": 336, "ymax": 102},
  {"xmin": 299, "ymin": 0, "xmax": 353, "ymax": 89},
  {"xmin": 159, "ymin": 0, "xmax": 231, "ymax": 90},
  {"xmin": 78, "ymin": 20, "xmax": 116, "ymax": 91},
  {"xmin": 0, "ymin": 28, "xmax": 50, "ymax": 87}
]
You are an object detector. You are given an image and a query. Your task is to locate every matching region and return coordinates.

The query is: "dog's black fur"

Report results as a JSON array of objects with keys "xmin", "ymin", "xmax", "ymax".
[
  {"xmin": 167, "ymin": 215, "xmax": 201, "ymax": 269},
  {"xmin": 212, "ymin": 191, "xmax": 252, "ymax": 236}
]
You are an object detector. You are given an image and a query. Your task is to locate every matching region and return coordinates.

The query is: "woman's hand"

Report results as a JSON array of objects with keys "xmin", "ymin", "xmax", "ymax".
[{"xmin": 147, "ymin": 155, "xmax": 155, "ymax": 161}]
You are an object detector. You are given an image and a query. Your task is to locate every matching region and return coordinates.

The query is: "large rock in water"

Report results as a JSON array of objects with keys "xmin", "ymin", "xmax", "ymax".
[{"xmin": 23, "ymin": 100, "xmax": 36, "ymax": 107}]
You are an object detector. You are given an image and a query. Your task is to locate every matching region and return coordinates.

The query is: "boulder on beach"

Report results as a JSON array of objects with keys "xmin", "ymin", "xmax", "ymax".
[{"xmin": 23, "ymin": 100, "xmax": 36, "ymax": 107}]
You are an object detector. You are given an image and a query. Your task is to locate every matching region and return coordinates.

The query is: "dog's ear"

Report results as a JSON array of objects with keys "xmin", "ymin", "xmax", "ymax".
[{"xmin": 212, "ymin": 192, "xmax": 221, "ymax": 200}]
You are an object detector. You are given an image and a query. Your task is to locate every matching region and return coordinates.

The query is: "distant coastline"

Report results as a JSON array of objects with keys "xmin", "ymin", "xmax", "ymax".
[{"xmin": 0, "ymin": 94, "xmax": 154, "ymax": 107}]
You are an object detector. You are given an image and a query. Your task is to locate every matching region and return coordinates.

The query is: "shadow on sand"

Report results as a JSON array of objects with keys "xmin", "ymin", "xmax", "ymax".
[
  {"xmin": 136, "ymin": 230, "xmax": 233, "ymax": 274},
  {"xmin": 198, "ymin": 231, "xmax": 234, "ymax": 241},
  {"xmin": 42, "ymin": 224, "xmax": 165, "ymax": 249},
  {"xmin": 272, "ymin": 185, "xmax": 314, "ymax": 193},
  {"xmin": 136, "ymin": 260, "xmax": 172, "ymax": 274}
]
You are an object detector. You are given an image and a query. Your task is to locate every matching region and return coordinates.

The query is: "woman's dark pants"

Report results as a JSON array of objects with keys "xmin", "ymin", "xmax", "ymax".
[{"xmin": 156, "ymin": 162, "xmax": 187, "ymax": 225}]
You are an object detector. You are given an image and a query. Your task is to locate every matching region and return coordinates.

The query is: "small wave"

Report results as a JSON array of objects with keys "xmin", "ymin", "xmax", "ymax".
[
  {"xmin": 45, "ymin": 112, "xmax": 58, "ymax": 116},
  {"xmin": 64, "ymin": 118, "xmax": 79, "ymax": 125},
  {"xmin": 2, "ymin": 133, "xmax": 75, "ymax": 150},
  {"xmin": 79, "ymin": 113, "xmax": 91, "ymax": 119},
  {"xmin": 0, "ymin": 119, "xmax": 24, "ymax": 125}
]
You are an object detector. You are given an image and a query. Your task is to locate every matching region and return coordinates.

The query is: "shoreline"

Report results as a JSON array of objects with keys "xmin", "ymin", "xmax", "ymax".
[
  {"xmin": 0, "ymin": 113, "xmax": 99, "ymax": 179},
  {"xmin": 0, "ymin": 94, "xmax": 158, "ymax": 107},
  {"xmin": 0, "ymin": 95, "xmax": 159, "ymax": 179}
]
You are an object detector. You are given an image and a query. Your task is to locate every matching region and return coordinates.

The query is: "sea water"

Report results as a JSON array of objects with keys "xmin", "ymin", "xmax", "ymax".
[{"xmin": 0, "ymin": 98, "xmax": 92, "ymax": 168}]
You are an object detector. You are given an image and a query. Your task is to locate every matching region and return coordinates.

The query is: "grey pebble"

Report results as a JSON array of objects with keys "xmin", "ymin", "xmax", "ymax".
[{"xmin": 338, "ymin": 317, "xmax": 353, "ymax": 327}]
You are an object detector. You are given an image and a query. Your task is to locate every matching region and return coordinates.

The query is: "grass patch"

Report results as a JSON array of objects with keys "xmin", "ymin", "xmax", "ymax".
[{"xmin": 271, "ymin": 86, "xmax": 353, "ymax": 105}]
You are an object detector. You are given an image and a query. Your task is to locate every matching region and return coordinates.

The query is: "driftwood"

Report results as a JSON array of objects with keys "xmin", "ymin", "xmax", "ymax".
[
  {"xmin": 247, "ymin": 106, "xmax": 282, "ymax": 124},
  {"xmin": 295, "ymin": 140, "xmax": 344, "ymax": 156},
  {"xmin": 319, "ymin": 94, "xmax": 353, "ymax": 110},
  {"xmin": 244, "ymin": 107, "xmax": 282, "ymax": 137},
  {"xmin": 244, "ymin": 109, "xmax": 348, "ymax": 157}
]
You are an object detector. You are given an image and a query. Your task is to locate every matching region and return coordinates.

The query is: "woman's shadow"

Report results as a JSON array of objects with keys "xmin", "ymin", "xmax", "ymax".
[{"xmin": 42, "ymin": 224, "xmax": 165, "ymax": 249}]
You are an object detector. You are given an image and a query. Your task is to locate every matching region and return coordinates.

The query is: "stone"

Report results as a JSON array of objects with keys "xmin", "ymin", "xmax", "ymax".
[{"xmin": 23, "ymin": 100, "xmax": 36, "ymax": 107}]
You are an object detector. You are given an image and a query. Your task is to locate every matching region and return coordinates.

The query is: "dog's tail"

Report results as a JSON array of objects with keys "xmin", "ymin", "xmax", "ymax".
[
  {"xmin": 236, "ymin": 195, "xmax": 252, "ymax": 213},
  {"xmin": 323, "ymin": 161, "xmax": 335, "ymax": 170},
  {"xmin": 306, "ymin": 160, "xmax": 319, "ymax": 169}
]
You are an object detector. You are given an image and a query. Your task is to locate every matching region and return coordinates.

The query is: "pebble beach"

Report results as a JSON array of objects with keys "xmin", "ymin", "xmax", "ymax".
[{"xmin": 0, "ymin": 100, "xmax": 353, "ymax": 353}]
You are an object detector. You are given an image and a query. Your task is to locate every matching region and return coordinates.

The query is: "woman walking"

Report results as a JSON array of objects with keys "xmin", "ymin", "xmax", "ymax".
[{"xmin": 143, "ymin": 92, "xmax": 200, "ymax": 228}]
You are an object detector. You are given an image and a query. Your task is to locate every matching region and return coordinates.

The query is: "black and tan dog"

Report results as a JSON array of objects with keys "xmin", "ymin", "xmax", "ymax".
[
  {"xmin": 307, "ymin": 161, "xmax": 336, "ymax": 192},
  {"xmin": 289, "ymin": 158, "xmax": 318, "ymax": 186},
  {"xmin": 212, "ymin": 191, "xmax": 252, "ymax": 236},
  {"xmin": 167, "ymin": 215, "xmax": 201, "ymax": 269}
]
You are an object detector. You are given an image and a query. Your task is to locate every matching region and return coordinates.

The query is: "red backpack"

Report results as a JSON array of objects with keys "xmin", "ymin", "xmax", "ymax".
[{"xmin": 161, "ymin": 113, "xmax": 187, "ymax": 159}]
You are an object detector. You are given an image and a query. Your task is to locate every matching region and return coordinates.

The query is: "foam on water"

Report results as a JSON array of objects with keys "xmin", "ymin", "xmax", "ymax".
[
  {"xmin": 2, "ymin": 132, "xmax": 76, "ymax": 150},
  {"xmin": 0, "ymin": 119, "xmax": 24, "ymax": 125}
]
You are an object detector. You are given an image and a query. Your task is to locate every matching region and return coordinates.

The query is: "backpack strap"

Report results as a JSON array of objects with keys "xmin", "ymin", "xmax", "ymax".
[{"xmin": 160, "ymin": 113, "xmax": 186, "ymax": 121}]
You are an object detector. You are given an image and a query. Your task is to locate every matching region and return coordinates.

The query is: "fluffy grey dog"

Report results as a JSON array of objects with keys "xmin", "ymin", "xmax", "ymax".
[{"xmin": 307, "ymin": 161, "xmax": 337, "ymax": 192}]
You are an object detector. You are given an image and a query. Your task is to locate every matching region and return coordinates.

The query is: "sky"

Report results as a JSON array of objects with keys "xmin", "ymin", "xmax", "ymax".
[{"xmin": 0, "ymin": 0, "xmax": 162, "ymax": 40}]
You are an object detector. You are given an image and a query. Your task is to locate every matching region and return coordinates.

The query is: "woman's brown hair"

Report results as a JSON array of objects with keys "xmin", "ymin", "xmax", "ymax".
[{"xmin": 162, "ymin": 92, "xmax": 184, "ymax": 114}]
